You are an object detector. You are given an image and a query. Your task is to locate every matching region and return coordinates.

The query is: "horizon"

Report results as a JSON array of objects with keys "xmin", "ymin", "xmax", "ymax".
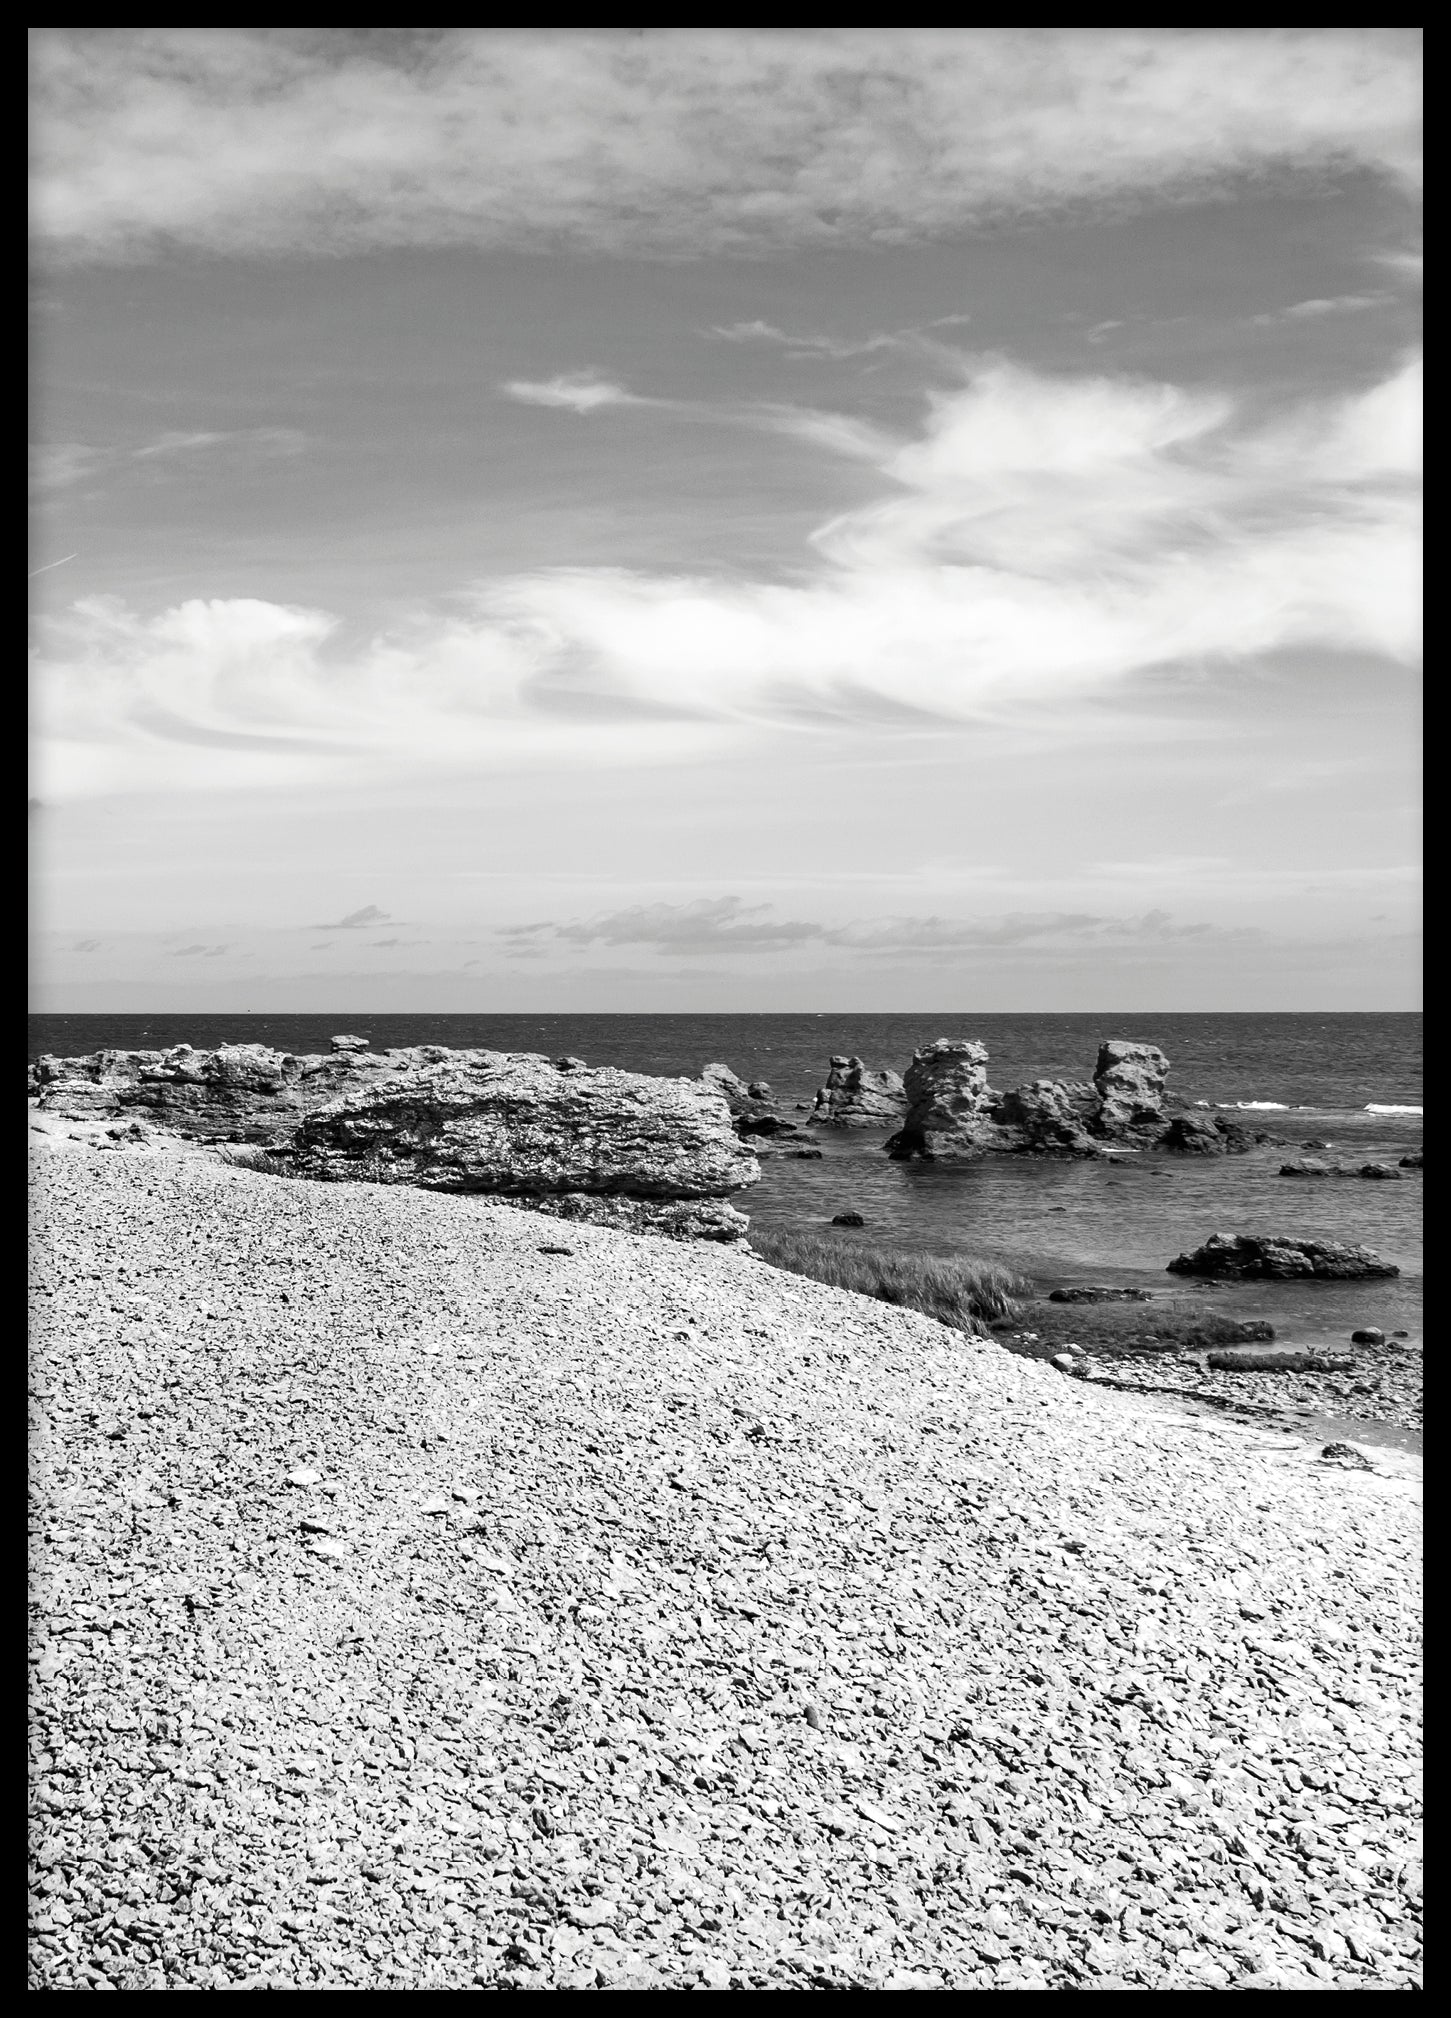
[{"xmin": 30, "ymin": 30, "xmax": 1421, "ymax": 1014}]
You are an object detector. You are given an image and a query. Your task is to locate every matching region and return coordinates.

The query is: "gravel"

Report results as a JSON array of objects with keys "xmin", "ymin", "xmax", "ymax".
[{"xmin": 29, "ymin": 1137, "xmax": 1422, "ymax": 1991}]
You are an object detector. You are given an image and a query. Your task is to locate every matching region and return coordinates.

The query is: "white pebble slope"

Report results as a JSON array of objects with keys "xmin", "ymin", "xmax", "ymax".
[{"xmin": 29, "ymin": 1139, "xmax": 1422, "ymax": 1991}]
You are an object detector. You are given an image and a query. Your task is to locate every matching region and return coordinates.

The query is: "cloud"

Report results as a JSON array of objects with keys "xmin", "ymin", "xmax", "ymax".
[
  {"xmin": 503, "ymin": 894, "xmax": 825, "ymax": 955},
  {"xmin": 31, "ymin": 29, "xmax": 1420, "ymax": 266},
  {"xmin": 31, "ymin": 352, "xmax": 1421, "ymax": 799},
  {"xmin": 500, "ymin": 375, "xmax": 650, "ymax": 414},
  {"xmin": 502, "ymin": 894, "xmax": 1257, "ymax": 960},
  {"xmin": 314, "ymin": 905, "xmax": 391, "ymax": 929},
  {"xmin": 130, "ymin": 426, "xmax": 308, "ymax": 460},
  {"xmin": 706, "ymin": 317, "xmax": 970, "ymax": 360},
  {"xmin": 1250, "ymin": 293, "xmax": 1389, "ymax": 326},
  {"xmin": 170, "ymin": 943, "xmax": 229, "ymax": 957},
  {"xmin": 72, "ymin": 938, "xmax": 101, "ymax": 952}
]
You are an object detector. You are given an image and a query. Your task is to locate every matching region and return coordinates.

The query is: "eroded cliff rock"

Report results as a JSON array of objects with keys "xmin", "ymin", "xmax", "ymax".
[
  {"xmin": 29, "ymin": 1044, "xmax": 759, "ymax": 1239},
  {"xmin": 884, "ymin": 1040, "xmax": 1004, "ymax": 1161},
  {"xmin": 807, "ymin": 1056, "xmax": 907, "ymax": 1128}
]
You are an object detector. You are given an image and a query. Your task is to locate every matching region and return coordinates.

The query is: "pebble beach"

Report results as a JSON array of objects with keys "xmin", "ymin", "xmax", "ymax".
[{"xmin": 29, "ymin": 1136, "xmax": 1422, "ymax": 1991}]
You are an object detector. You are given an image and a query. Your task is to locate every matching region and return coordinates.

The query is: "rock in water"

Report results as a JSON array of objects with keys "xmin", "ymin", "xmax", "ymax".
[
  {"xmin": 1092, "ymin": 1041, "xmax": 1171, "ymax": 1139},
  {"xmin": 1167, "ymin": 1234, "xmax": 1399, "ymax": 1281},
  {"xmin": 1358, "ymin": 1163, "xmax": 1403, "ymax": 1180},
  {"xmin": 1399, "ymin": 1150, "xmax": 1423, "ymax": 1169},
  {"xmin": 990, "ymin": 1079, "xmax": 1102, "ymax": 1155},
  {"xmin": 885, "ymin": 1040, "xmax": 1002, "ymax": 1160},
  {"xmin": 29, "ymin": 1044, "xmax": 759, "ymax": 1241},
  {"xmin": 1163, "ymin": 1114, "xmax": 1253, "ymax": 1155},
  {"xmin": 1279, "ymin": 1160, "xmax": 1339, "ymax": 1177},
  {"xmin": 831, "ymin": 1211, "xmax": 866, "ymax": 1227},
  {"xmin": 808, "ymin": 1056, "xmax": 907, "ymax": 1127},
  {"xmin": 1048, "ymin": 1287, "xmax": 1153, "ymax": 1304},
  {"xmin": 330, "ymin": 1033, "xmax": 370, "ymax": 1053}
]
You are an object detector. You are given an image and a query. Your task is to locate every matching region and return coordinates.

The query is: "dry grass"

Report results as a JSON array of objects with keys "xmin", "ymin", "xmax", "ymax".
[{"xmin": 747, "ymin": 1224, "xmax": 1028, "ymax": 1336}]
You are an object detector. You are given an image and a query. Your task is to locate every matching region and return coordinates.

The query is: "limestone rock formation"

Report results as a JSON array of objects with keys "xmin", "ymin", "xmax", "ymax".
[
  {"xmin": 1278, "ymin": 1160, "xmax": 1337, "ymax": 1177},
  {"xmin": 884, "ymin": 1040, "xmax": 1004, "ymax": 1161},
  {"xmin": 1093, "ymin": 1041, "xmax": 1171, "ymax": 1139},
  {"xmin": 807, "ymin": 1056, "xmax": 907, "ymax": 1128},
  {"xmin": 1167, "ymin": 1233, "xmax": 1399, "ymax": 1281},
  {"xmin": 1162, "ymin": 1114, "xmax": 1254, "ymax": 1155},
  {"xmin": 699, "ymin": 1062, "xmax": 822, "ymax": 1157},
  {"xmin": 29, "ymin": 1043, "xmax": 759, "ymax": 1240},
  {"xmin": 989, "ymin": 1080, "xmax": 1102, "ymax": 1155}
]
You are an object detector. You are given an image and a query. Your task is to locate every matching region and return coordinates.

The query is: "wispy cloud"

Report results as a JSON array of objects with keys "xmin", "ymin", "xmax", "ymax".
[
  {"xmin": 31, "ymin": 29, "xmax": 1420, "ymax": 266},
  {"xmin": 706, "ymin": 313, "xmax": 974, "ymax": 360},
  {"xmin": 31, "ymin": 351, "xmax": 1420, "ymax": 800},
  {"xmin": 30, "ymin": 426, "xmax": 309, "ymax": 497},
  {"xmin": 170, "ymin": 943, "xmax": 230, "ymax": 957},
  {"xmin": 131, "ymin": 426, "xmax": 307, "ymax": 460},
  {"xmin": 500, "ymin": 375, "xmax": 651, "ymax": 414},
  {"xmin": 313, "ymin": 905, "xmax": 391, "ymax": 929},
  {"xmin": 1250, "ymin": 293, "xmax": 1390, "ymax": 326}
]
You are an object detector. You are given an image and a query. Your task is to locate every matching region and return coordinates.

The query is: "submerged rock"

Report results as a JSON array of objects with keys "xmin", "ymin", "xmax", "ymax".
[
  {"xmin": 29, "ymin": 1043, "xmax": 758, "ymax": 1240},
  {"xmin": 808, "ymin": 1056, "xmax": 907, "ymax": 1127},
  {"xmin": 1048, "ymin": 1287, "xmax": 1153, "ymax": 1304},
  {"xmin": 1358, "ymin": 1162, "xmax": 1403, "ymax": 1180},
  {"xmin": 1167, "ymin": 1233, "xmax": 1399, "ymax": 1281}
]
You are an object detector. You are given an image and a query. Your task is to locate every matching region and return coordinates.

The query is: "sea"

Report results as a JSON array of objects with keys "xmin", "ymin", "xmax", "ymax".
[{"xmin": 29, "ymin": 1012, "xmax": 1422, "ymax": 1353}]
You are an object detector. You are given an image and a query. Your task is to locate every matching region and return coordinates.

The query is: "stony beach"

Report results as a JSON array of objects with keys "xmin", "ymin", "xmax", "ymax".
[{"xmin": 29, "ymin": 1136, "xmax": 1422, "ymax": 1991}]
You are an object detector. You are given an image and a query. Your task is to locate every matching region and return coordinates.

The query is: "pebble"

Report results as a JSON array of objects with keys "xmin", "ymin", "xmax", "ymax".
[{"xmin": 27, "ymin": 1139, "xmax": 1421, "ymax": 1992}]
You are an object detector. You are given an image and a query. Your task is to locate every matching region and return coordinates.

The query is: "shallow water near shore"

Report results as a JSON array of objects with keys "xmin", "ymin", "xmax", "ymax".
[{"xmin": 30, "ymin": 1011, "xmax": 1421, "ymax": 1351}]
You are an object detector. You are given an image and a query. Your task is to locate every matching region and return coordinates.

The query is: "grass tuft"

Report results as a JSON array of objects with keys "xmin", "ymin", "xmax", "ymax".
[
  {"xmin": 217, "ymin": 1145, "xmax": 306, "ymax": 1178},
  {"xmin": 747, "ymin": 1224, "xmax": 1028, "ymax": 1336}
]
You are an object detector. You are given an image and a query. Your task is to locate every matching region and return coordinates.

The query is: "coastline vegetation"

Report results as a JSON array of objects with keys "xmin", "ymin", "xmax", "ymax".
[
  {"xmin": 997, "ymin": 1299, "xmax": 1274, "ymax": 1356},
  {"xmin": 747, "ymin": 1224, "xmax": 1028, "ymax": 1335}
]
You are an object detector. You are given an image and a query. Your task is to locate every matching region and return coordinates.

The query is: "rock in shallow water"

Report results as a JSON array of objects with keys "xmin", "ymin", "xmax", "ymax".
[{"xmin": 1167, "ymin": 1233, "xmax": 1399, "ymax": 1281}]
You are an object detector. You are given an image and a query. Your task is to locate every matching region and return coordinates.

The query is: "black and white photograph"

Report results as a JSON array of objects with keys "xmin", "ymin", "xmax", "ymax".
[{"xmin": 29, "ymin": 28, "xmax": 1421, "ymax": 1992}]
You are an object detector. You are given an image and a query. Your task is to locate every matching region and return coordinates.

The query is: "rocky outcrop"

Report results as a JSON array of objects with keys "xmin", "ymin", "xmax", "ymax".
[
  {"xmin": 1359, "ymin": 1163, "xmax": 1403, "ymax": 1180},
  {"xmin": 1092, "ymin": 1042, "xmax": 1171, "ymax": 1139},
  {"xmin": 29, "ymin": 1043, "xmax": 337, "ymax": 1141},
  {"xmin": 807, "ymin": 1057, "xmax": 907, "ymax": 1128},
  {"xmin": 1162, "ymin": 1114, "xmax": 1255, "ymax": 1155},
  {"xmin": 885, "ymin": 1041, "xmax": 1004, "ymax": 1161},
  {"xmin": 1399, "ymin": 1150, "xmax": 1423, "ymax": 1169},
  {"xmin": 989, "ymin": 1080, "xmax": 1102, "ymax": 1155},
  {"xmin": 1206, "ymin": 1347, "xmax": 1355, "ymax": 1373},
  {"xmin": 1167, "ymin": 1234, "xmax": 1399, "ymax": 1281},
  {"xmin": 1279, "ymin": 1159, "xmax": 1336, "ymax": 1176},
  {"xmin": 698, "ymin": 1063, "xmax": 822, "ymax": 1159},
  {"xmin": 887, "ymin": 1035, "xmax": 1176, "ymax": 1160},
  {"xmin": 29, "ymin": 1044, "xmax": 759, "ymax": 1240}
]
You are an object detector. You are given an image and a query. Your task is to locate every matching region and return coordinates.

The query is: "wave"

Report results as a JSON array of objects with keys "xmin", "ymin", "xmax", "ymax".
[
  {"xmin": 1366, "ymin": 1103, "xmax": 1423, "ymax": 1115},
  {"xmin": 1229, "ymin": 1101, "xmax": 1290, "ymax": 1111}
]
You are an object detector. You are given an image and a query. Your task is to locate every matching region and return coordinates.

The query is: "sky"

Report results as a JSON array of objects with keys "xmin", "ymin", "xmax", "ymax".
[{"xmin": 29, "ymin": 28, "xmax": 1421, "ymax": 1012}]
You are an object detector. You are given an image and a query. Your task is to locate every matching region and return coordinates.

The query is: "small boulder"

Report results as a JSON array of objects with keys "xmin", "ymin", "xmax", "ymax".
[
  {"xmin": 1358, "ymin": 1163, "xmax": 1402, "ymax": 1180},
  {"xmin": 746, "ymin": 1080, "xmax": 774, "ymax": 1101},
  {"xmin": 1168, "ymin": 1234, "xmax": 1399, "ymax": 1281},
  {"xmin": 831, "ymin": 1211, "xmax": 866, "ymax": 1227},
  {"xmin": 1301, "ymin": 1139, "xmax": 1332, "ymax": 1150},
  {"xmin": 329, "ymin": 1033, "xmax": 370, "ymax": 1053},
  {"xmin": 1050, "ymin": 1353, "xmax": 1079, "ymax": 1372},
  {"xmin": 1279, "ymin": 1160, "xmax": 1335, "ymax": 1177},
  {"xmin": 1350, "ymin": 1327, "xmax": 1385, "ymax": 1346},
  {"xmin": 1399, "ymin": 1150, "xmax": 1423, "ymax": 1169}
]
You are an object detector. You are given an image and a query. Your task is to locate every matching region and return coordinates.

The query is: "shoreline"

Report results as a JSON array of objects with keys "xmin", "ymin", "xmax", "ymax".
[{"xmin": 29, "ymin": 1135, "xmax": 1421, "ymax": 1990}]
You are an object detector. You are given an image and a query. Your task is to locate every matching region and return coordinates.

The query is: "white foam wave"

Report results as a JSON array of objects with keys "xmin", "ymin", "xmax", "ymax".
[
  {"xmin": 1231, "ymin": 1101, "xmax": 1290, "ymax": 1111},
  {"xmin": 1365, "ymin": 1103, "xmax": 1422, "ymax": 1115}
]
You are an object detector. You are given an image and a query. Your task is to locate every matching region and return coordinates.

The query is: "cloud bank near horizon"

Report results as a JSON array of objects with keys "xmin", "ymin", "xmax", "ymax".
[{"xmin": 31, "ymin": 28, "xmax": 1420, "ymax": 266}]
